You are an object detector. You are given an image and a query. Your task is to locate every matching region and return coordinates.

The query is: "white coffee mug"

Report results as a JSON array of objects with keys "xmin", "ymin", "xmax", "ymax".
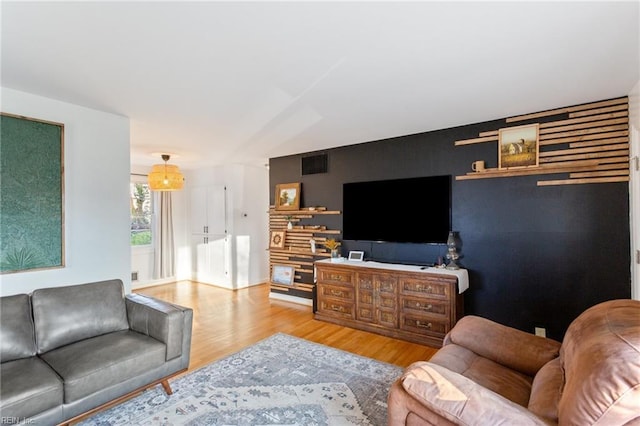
[{"xmin": 472, "ymin": 160, "xmax": 485, "ymax": 172}]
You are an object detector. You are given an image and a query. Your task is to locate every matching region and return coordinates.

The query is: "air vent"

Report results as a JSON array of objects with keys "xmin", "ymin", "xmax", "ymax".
[{"xmin": 301, "ymin": 153, "xmax": 328, "ymax": 175}]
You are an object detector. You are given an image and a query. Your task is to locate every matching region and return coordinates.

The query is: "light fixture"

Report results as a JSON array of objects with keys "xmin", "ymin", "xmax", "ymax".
[{"xmin": 147, "ymin": 154, "xmax": 184, "ymax": 191}]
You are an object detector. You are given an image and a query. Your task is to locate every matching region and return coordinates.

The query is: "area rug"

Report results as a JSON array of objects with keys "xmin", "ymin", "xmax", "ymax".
[{"xmin": 80, "ymin": 333, "xmax": 403, "ymax": 425}]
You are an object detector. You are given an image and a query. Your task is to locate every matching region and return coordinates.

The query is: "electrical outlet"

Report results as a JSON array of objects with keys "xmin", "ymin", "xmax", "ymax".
[
  {"xmin": 131, "ymin": 271, "xmax": 139, "ymax": 281},
  {"xmin": 534, "ymin": 327, "xmax": 546, "ymax": 338}
]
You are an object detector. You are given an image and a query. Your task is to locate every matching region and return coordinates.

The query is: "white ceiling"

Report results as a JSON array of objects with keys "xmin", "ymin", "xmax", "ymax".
[{"xmin": 2, "ymin": 1, "xmax": 639, "ymax": 170}]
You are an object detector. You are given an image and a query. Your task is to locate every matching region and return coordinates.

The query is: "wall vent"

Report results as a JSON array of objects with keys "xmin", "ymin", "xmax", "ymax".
[
  {"xmin": 301, "ymin": 153, "xmax": 328, "ymax": 175},
  {"xmin": 131, "ymin": 271, "xmax": 139, "ymax": 281}
]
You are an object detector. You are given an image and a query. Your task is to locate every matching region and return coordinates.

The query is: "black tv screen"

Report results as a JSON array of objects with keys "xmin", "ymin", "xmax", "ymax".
[{"xmin": 343, "ymin": 175, "xmax": 451, "ymax": 244}]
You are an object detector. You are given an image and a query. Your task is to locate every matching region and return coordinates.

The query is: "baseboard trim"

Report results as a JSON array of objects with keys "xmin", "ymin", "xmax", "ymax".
[{"xmin": 269, "ymin": 292, "xmax": 313, "ymax": 307}]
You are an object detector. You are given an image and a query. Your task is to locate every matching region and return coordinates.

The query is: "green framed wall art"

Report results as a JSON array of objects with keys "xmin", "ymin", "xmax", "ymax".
[{"xmin": 1, "ymin": 113, "xmax": 65, "ymax": 274}]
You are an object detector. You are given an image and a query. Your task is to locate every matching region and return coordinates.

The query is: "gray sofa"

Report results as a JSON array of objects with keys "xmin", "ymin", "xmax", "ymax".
[{"xmin": 0, "ymin": 279, "xmax": 193, "ymax": 425}]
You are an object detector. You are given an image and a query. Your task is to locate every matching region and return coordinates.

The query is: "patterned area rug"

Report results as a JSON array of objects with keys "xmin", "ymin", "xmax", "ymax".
[{"xmin": 80, "ymin": 333, "xmax": 403, "ymax": 425}]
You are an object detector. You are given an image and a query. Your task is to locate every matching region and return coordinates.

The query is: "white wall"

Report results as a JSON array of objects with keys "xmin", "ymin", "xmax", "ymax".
[
  {"xmin": 629, "ymin": 80, "xmax": 640, "ymax": 300},
  {"xmin": 0, "ymin": 88, "xmax": 131, "ymax": 296}
]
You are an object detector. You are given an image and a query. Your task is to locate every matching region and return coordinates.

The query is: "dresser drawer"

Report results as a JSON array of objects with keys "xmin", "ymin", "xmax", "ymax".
[
  {"xmin": 356, "ymin": 273, "xmax": 374, "ymax": 290},
  {"xmin": 318, "ymin": 268, "xmax": 353, "ymax": 286},
  {"xmin": 400, "ymin": 278, "xmax": 451, "ymax": 299},
  {"xmin": 400, "ymin": 314, "xmax": 449, "ymax": 336},
  {"xmin": 318, "ymin": 284, "xmax": 354, "ymax": 301},
  {"xmin": 319, "ymin": 298, "xmax": 355, "ymax": 319},
  {"xmin": 402, "ymin": 298, "xmax": 449, "ymax": 318},
  {"xmin": 377, "ymin": 275, "xmax": 398, "ymax": 294}
]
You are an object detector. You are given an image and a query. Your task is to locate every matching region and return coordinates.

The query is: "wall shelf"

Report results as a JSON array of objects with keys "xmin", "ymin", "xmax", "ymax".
[
  {"xmin": 268, "ymin": 206, "xmax": 341, "ymax": 296},
  {"xmin": 454, "ymin": 97, "xmax": 630, "ymax": 186}
]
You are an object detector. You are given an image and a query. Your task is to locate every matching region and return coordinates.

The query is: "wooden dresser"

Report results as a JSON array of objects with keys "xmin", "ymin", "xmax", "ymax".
[{"xmin": 314, "ymin": 259, "xmax": 466, "ymax": 347}]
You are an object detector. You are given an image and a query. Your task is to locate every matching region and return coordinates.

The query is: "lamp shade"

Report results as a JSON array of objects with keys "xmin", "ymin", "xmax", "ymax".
[{"xmin": 148, "ymin": 156, "xmax": 184, "ymax": 191}]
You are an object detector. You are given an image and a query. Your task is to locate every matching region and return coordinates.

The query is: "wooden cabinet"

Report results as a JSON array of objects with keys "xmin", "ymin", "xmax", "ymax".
[{"xmin": 315, "ymin": 261, "xmax": 464, "ymax": 347}]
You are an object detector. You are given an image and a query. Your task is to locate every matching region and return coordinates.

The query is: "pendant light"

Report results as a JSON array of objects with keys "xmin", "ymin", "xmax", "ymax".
[{"xmin": 148, "ymin": 154, "xmax": 184, "ymax": 191}]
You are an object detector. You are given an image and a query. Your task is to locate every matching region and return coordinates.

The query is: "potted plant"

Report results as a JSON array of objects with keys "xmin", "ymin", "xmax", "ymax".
[{"xmin": 324, "ymin": 238, "xmax": 341, "ymax": 259}]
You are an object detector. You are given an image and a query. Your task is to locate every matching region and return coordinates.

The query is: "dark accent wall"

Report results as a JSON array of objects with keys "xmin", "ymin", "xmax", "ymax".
[{"xmin": 269, "ymin": 112, "xmax": 630, "ymax": 341}]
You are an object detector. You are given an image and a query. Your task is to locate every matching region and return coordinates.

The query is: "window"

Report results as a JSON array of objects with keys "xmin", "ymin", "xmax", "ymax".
[{"xmin": 130, "ymin": 181, "xmax": 152, "ymax": 246}]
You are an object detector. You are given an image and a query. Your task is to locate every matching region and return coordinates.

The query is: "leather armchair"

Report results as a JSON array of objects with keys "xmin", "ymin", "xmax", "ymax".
[{"xmin": 388, "ymin": 299, "xmax": 640, "ymax": 425}]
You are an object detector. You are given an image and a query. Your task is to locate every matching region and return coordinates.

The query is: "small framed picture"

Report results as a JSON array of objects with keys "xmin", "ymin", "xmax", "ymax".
[
  {"xmin": 269, "ymin": 231, "xmax": 286, "ymax": 249},
  {"xmin": 498, "ymin": 123, "xmax": 539, "ymax": 169},
  {"xmin": 275, "ymin": 182, "xmax": 301, "ymax": 211},
  {"xmin": 348, "ymin": 251, "xmax": 365, "ymax": 261},
  {"xmin": 271, "ymin": 265, "xmax": 295, "ymax": 286}
]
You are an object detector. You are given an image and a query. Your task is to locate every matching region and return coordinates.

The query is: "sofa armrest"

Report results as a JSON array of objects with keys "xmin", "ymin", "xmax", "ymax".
[
  {"xmin": 125, "ymin": 294, "xmax": 192, "ymax": 361},
  {"xmin": 446, "ymin": 315, "xmax": 561, "ymax": 376},
  {"xmin": 401, "ymin": 362, "xmax": 551, "ymax": 425}
]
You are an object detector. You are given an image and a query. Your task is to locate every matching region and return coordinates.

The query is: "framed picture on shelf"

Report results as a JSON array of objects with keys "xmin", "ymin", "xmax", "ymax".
[
  {"xmin": 271, "ymin": 264, "xmax": 295, "ymax": 286},
  {"xmin": 498, "ymin": 123, "xmax": 539, "ymax": 169},
  {"xmin": 348, "ymin": 251, "xmax": 365, "ymax": 261},
  {"xmin": 275, "ymin": 182, "xmax": 301, "ymax": 211},
  {"xmin": 269, "ymin": 230, "xmax": 286, "ymax": 249}
]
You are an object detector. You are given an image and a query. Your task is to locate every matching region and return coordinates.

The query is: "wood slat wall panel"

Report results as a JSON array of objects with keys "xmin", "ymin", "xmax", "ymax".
[
  {"xmin": 539, "ymin": 143, "xmax": 628, "ymax": 158},
  {"xmin": 269, "ymin": 207, "xmax": 341, "ymax": 296},
  {"xmin": 537, "ymin": 176, "xmax": 629, "ymax": 186},
  {"xmin": 454, "ymin": 97, "xmax": 629, "ymax": 185},
  {"xmin": 506, "ymin": 97, "xmax": 628, "ymax": 123}
]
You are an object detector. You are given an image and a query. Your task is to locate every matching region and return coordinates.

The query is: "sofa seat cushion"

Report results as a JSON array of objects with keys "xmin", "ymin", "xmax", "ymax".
[
  {"xmin": 0, "ymin": 357, "xmax": 63, "ymax": 419},
  {"xmin": 400, "ymin": 362, "xmax": 548, "ymax": 425},
  {"xmin": 430, "ymin": 343, "xmax": 533, "ymax": 407},
  {"xmin": 40, "ymin": 330, "xmax": 166, "ymax": 403}
]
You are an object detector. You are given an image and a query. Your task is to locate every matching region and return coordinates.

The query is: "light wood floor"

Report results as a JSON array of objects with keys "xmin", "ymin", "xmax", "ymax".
[{"xmin": 136, "ymin": 281, "xmax": 438, "ymax": 372}]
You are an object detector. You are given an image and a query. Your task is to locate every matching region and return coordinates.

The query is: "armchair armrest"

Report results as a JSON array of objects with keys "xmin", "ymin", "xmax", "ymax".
[
  {"xmin": 445, "ymin": 315, "xmax": 561, "ymax": 376},
  {"xmin": 401, "ymin": 362, "xmax": 550, "ymax": 425},
  {"xmin": 125, "ymin": 294, "xmax": 192, "ymax": 361}
]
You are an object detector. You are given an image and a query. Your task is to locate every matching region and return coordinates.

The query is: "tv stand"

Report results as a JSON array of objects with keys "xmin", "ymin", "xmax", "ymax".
[{"xmin": 314, "ymin": 259, "xmax": 466, "ymax": 347}]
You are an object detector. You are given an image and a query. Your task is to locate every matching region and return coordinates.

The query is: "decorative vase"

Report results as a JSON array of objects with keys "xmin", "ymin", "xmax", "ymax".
[
  {"xmin": 331, "ymin": 249, "xmax": 339, "ymax": 259},
  {"xmin": 287, "ymin": 221, "xmax": 293, "ymax": 230}
]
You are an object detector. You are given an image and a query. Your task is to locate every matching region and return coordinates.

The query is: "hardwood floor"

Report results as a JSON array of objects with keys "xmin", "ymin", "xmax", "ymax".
[{"xmin": 136, "ymin": 281, "xmax": 438, "ymax": 372}]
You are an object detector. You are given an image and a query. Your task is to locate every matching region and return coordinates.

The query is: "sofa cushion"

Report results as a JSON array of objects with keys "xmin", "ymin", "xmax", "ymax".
[
  {"xmin": 558, "ymin": 299, "xmax": 640, "ymax": 425},
  {"xmin": 400, "ymin": 362, "xmax": 548, "ymax": 425},
  {"xmin": 0, "ymin": 294, "xmax": 37, "ymax": 362},
  {"xmin": 40, "ymin": 330, "xmax": 166, "ymax": 403},
  {"xmin": 528, "ymin": 357, "xmax": 562, "ymax": 423},
  {"xmin": 446, "ymin": 315, "xmax": 561, "ymax": 377},
  {"xmin": 32, "ymin": 279, "xmax": 129, "ymax": 353},
  {"xmin": 429, "ymin": 343, "xmax": 533, "ymax": 407},
  {"xmin": 0, "ymin": 357, "xmax": 63, "ymax": 419}
]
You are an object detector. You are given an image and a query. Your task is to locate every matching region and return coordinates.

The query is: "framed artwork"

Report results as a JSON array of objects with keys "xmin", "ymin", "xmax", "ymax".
[
  {"xmin": 271, "ymin": 264, "xmax": 295, "ymax": 286},
  {"xmin": 1, "ymin": 113, "xmax": 65, "ymax": 274},
  {"xmin": 348, "ymin": 251, "xmax": 364, "ymax": 261},
  {"xmin": 269, "ymin": 230, "xmax": 286, "ymax": 249},
  {"xmin": 275, "ymin": 182, "xmax": 301, "ymax": 211},
  {"xmin": 498, "ymin": 123, "xmax": 539, "ymax": 169}
]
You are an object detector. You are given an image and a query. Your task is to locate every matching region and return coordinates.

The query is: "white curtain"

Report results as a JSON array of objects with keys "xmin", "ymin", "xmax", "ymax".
[{"xmin": 153, "ymin": 191, "xmax": 175, "ymax": 279}]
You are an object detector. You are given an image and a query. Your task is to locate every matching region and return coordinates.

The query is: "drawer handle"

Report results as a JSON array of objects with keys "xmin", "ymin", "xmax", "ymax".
[
  {"xmin": 330, "ymin": 290, "xmax": 344, "ymax": 297},
  {"xmin": 415, "ymin": 285, "xmax": 433, "ymax": 292},
  {"xmin": 416, "ymin": 321, "xmax": 432, "ymax": 329},
  {"xmin": 415, "ymin": 303, "xmax": 433, "ymax": 311},
  {"xmin": 330, "ymin": 304, "xmax": 345, "ymax": 313}
]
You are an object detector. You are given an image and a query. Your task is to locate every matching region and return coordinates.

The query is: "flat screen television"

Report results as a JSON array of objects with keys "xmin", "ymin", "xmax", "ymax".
[{"xmin": 343, "ymin": 175, "xmax": 451, "ymax": 244}]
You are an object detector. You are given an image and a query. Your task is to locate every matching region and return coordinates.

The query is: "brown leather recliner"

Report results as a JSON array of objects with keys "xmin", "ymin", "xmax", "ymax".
[{"xmin": 388, "ymin": 299, "xmax": 640, "ymax": 425}]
